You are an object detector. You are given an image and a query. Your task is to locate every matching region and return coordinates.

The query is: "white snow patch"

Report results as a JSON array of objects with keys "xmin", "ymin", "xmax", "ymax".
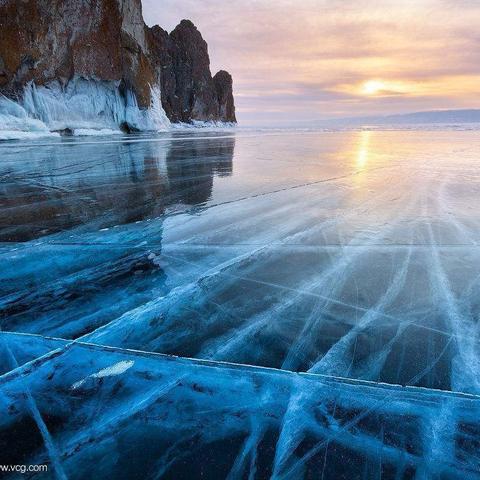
[
  {"xmin": 147, "ymin": 252, "xmax": 163, "ymax": 267},
  {"xmin": 73, "ymin": 128, "xmax": 123, "ymax": 137},
  {"xmin": 171, "ymin": 120, "xmax": 237, "ymax": 131},
  {"xmin": 71, "ymin": 360, "xmax": 135, "ymax": 389}
]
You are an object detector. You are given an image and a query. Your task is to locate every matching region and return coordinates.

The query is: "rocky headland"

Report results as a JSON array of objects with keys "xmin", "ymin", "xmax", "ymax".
[{"xmin": 0, "ymin": 0, "xmax": 236, "ymax": 135}]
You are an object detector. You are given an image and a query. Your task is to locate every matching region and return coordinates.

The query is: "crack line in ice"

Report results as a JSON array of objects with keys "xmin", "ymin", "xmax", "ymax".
[
  {"xmin": 77, "ymin": 178, "xmax": 420, "ymax": 358},
  {"xmin": 226, "ymin": 416, "xmax": 266, "ymax": 480},
  {"xmin": 2, "ymin": 332, "xmax": 478, "ymax": 398},
  {"xmin": 279, "ymin": 189, "xmax": 421, "ymax": 371},
  {"xmin": 0, "ymin": 334, "xmax": 67, "ymax": 479},
  {"xmin": 308, "ymin": 247, "xmax": 412, "ymax": 376},
  {"xmin": 275, "ymin": 355, "xmax": 465, "ymax": 480},
  {"xmin": 424, "ymin": 186, "xmax": 480, "ymax": 394}
]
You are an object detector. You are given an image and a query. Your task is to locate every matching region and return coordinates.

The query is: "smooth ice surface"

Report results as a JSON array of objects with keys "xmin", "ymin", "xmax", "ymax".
[{"xmin": 1, "ymin": 129, "xmax": 480, "ymax": 478}]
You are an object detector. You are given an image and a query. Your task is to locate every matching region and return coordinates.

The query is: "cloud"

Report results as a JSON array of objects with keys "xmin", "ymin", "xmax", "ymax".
[{"xmin": 141, "ymin": 0, "xmax": 480, "ymax": 124}]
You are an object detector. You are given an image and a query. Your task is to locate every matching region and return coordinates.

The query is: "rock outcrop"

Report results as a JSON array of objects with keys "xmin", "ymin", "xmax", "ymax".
[
  {"xmin": 0, "ymin": 0, "xmax": 236, "ymax": 129},
  {"xmin": 213, "ymin": 70, "xmax": 236, "ymax": 123}
]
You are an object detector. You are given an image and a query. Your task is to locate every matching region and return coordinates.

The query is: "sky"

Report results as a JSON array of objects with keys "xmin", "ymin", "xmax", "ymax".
[{"xmin": 142, "ymin": 0, "xmax": 480, "ymax": 126}]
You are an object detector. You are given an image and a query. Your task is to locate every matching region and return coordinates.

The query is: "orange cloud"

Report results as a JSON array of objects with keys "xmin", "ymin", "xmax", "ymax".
[{"xmin": 142, "ymin": 0, "xmax": 480, "ymax": 124}]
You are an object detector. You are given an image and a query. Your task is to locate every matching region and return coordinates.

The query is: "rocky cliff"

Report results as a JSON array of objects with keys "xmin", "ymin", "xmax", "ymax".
[{"xmin": 0, "ymin": 0, "xmax": 236, "ymax": 133}]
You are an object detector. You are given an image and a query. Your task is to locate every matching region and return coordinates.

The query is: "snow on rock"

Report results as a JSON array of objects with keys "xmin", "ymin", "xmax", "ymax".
[{"xmin": 0, "ymin": 0, "xmax": 236, "ymax": 137}]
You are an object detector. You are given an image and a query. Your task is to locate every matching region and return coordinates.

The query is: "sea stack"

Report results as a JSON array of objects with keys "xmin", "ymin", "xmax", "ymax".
[{"xmin": 0, "ymin": 0, "xmax": 236, "ymax": 133}]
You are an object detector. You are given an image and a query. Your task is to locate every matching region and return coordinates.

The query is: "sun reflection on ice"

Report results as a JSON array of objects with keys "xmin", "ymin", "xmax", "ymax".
[{"xmin": 356, "ymin": 130, "xmax": 371, "ymax": 168}]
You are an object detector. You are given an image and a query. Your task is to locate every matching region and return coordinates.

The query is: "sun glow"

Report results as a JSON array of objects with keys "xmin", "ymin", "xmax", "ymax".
[
  {"xmin": 355, "ymin": 79, "xmax": 418, "ymax": 97},
  {"xmin": 361, "ymin": 80, "xmax": 386, "ymax": 96},
  {"xmin": 334, "ymin": 79, "xmax": 416, "ymax": 98}
]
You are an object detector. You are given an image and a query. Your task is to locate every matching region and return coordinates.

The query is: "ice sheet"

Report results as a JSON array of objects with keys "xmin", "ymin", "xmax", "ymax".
[
  {"xmin": 1, "ymin": 129, "xmax": 480, "ymax": 477},
  {"xmin": 1, "ymin": 337, "xmax": 479, "ymax": 479}
]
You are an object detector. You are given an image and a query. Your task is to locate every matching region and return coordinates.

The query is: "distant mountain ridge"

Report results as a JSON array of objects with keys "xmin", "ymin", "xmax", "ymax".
[{"xmin": 330, "ymin": 109, "xmax": 480, "ymax": 126}]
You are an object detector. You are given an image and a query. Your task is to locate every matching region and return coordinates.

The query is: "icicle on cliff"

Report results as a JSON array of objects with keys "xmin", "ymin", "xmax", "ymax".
[{"xmin": 0, "ymin": 0, "xmax": 236, "ymax": 136}]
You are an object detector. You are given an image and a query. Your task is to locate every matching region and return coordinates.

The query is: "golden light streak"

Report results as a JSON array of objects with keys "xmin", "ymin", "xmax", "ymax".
[{"xmin": 356, "ymin": 130, "xmax": 371, "ymax": 168}]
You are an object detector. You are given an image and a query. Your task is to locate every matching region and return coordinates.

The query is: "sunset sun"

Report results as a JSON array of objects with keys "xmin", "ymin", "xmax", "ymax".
[{"xmin": 361, "ymin": 80, "xmax": 387, "ymax": 95}]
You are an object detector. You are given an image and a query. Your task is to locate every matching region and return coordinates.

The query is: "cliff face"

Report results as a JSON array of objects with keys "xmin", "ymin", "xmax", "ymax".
[
  {"xmin": 213, "ymin": 70, "xmax": 236, "ymax": 123},
  {"xmin": 0, "ymin": 0, "xmax": 236, "ymax": 126},
  {"xmin": 148, "ymin": 20, "xmax": 236, "ymax": 123}
]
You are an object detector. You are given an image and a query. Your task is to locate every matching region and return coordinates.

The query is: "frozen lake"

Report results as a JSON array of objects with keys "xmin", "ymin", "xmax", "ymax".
[{"xmin": 1, "ymin": 129, "xmax": 480, "ymax": 478}]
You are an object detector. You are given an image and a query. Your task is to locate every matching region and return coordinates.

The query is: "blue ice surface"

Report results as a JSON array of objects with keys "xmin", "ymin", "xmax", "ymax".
[
  {"xmin": 1, "ymin": 334, "xmax": 480, "ymax": 479},
  {"xmin": 1, "ymin": 128, "xmax": 480, "ymax": 478}
]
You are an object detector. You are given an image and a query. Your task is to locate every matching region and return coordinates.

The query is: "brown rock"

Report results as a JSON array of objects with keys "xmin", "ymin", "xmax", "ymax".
[
  {"xmin": 0, "ymin": 0, "xmax": 236, "ymax": 124},
  {"xmin": 169, "ymin": 19, "xmax": 219, "ymax": 122},
  {"xmin": 147, "ymin": 25, "xmax": 180, "ymax": 121},
  {"xmin": 214, "ymin": 70, "xmax": 236, "ymax": 123}
]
